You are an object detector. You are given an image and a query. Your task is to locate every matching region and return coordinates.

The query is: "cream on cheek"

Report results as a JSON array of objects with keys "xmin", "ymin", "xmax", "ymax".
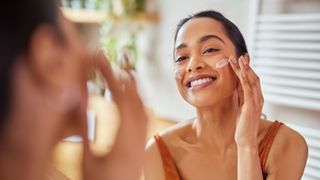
[
  {"xmin": 215, "ymin": 58, "xmax": 229, "ymax": 69},
  {"xmin": 174, "ymin": 65, "xmax": 184, "ymax": 80},
  {"xmin": 173, "ymin": 65, "xmax": 199, "ymax": 102}
]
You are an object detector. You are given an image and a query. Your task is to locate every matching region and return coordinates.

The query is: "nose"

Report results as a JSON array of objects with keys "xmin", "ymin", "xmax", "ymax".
[{"xmin": 187, "ymin": 56, "xmax": 205, "ymax": 73}]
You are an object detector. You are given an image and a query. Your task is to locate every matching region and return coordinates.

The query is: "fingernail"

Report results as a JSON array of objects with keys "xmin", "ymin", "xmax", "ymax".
[{"xmin": 238, "ymin": 56, "xmax": 243, "ymax": 63}]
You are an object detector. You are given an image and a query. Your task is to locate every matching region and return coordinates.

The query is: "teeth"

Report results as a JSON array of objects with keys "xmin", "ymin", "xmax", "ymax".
[{"xmin": 190, "ymin": 77, "xmax": 213, "ymax": 87}]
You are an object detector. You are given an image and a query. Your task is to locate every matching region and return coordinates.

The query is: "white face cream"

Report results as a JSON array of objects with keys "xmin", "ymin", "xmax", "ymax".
[
  {"xmin": 215, "ymin": 58, "xmax": 229, "ymax": 69},
  {"xmin": 174, "ymin": 66, "xmax": 184, "ymax": 79}
]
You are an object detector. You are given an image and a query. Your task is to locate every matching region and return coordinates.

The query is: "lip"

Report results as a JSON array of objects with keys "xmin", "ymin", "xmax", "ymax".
[{"xmin": 184, "ymin": 74, "xmax": 217, "ymax": 91}]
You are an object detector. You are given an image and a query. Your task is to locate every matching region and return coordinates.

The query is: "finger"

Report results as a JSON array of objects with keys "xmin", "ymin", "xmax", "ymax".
[
  {"xmin": 119, "ymin": 50, "xmax": 139, "ymax": 97},
  {"xmin": 238, "ymin": 55, "xmax": 254, "ymax": 103},
  {"xmin": 124, "ymin": 71, "xmax": 138, "ymax": 95},
  {"xmin": 122, "ymin": 71, "xmax": 144, "ymax": 109},
  {"xmin": 87, "ymin": 47, "xmax": 105, "ymax": 74},
  {"xmin": 229, "ymin": 55, "xmax": 241, "ymax": 77},
  {"xmin": 237, "ymin": 80, "xmax": 244, "ymax": 106},
  {"xmin": 241, "ymin": 55, "xmax": 258, "ymax": 106},
  {"xmin": 95, "ymin": 51, "xmax": 122, "ymax": 100},
  {"xmin": 121, "ymin": 50, "xmax": 131, "ymax": 71},
  {"xmin": 256, "ymin": 77, "xmax": 264, "ymax": 109},
  {"xmin": 252, "ymin": 72, "xmax": 264, "ymax": 110},
  {"xmin": 230, "ymin": 55, "xmax": 250, "ymax": 106},
  {"xmin": 242, "ymin": 54, "xmax": 264, "ymax": 110},
  {"xmin": 246, "ymin": 69, "xmax": 261, "ymax": 109},
  {"xmin": 123, "ymin": 63, "xmax": 136, "ymax": 84},
  {"xmin": 245, "ymin": 54, "xmax": 264, "ymax": 109}
]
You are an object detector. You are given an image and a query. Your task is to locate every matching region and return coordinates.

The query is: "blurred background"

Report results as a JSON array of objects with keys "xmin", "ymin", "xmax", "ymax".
[{"xmin": 52, "ymin": 0, "xmax": 320, "ymax": 179}]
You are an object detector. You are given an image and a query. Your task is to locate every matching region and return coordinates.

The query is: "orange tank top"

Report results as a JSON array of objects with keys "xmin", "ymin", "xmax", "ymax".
[{"xmin": 154, "ymin": 121, "xmax": 283, "ymax": 180}]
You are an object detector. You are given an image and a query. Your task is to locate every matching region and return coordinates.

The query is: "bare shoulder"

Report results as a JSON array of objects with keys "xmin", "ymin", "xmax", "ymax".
[
  {"xmin": 264, "ymin": 120, "xmax": 308, "ymax": 179},
  {"xmin": 144, "ymin": 119, "xmax": 194, "ymax": 180},
  {"xmin": 146, "ymin": 118, "xmax": 194, "ymax": 148},
  {"xmin": 267, "ymin": 121, "xmax": 308, "ymax": 162}
]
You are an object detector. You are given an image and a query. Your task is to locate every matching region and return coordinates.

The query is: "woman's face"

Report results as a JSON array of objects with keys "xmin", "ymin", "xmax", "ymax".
[
  {"xmin": 49, "ymin": 12, "xmax": 91, "ymax": 130},
  {"xmin": 174, "ymin": 17, "xmax": 238, "ymax": 107},
  {"xmin": 8, "ymin": 7, "xmax": 91, "ymax": 140}
]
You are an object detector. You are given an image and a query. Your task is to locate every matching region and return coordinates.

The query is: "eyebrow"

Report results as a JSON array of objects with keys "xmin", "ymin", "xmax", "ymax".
[
  {"xmin": 200, "ymin": 34, "xmax": 225, "ymax": 44},
  {"xmin": 175, "ymin": 34, "xmax": 225, "ymax": 51},
  {"xmin": 175, "ymin": 43, "xmax": 187, "ymax": 51}
]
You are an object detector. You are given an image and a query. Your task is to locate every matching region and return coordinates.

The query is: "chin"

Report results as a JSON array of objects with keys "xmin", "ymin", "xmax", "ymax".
[
  {"xmin": 184, "ymin": 88, "xmax": 235, "ymax": 108},
  {"xmin": 184, "ymin": 91, "xmax": 221, "ymax": 108}
]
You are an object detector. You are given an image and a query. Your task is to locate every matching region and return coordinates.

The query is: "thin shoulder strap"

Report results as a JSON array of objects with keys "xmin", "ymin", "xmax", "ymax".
[
  {"xmin": 259, "ymin": 121, "xmax": 283, "ymax": 176},
  {"xmin": 154, "ymin": 134, "xmax": 181, "ymax": 180}
]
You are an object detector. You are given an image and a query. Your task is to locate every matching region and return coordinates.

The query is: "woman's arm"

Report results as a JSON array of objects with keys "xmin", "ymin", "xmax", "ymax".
[
  {"xmin": 237, "ymin": 145, "xmax": 263, "ymax": 179},
  {"xmin": 229, "ymin": 54, "xmax": 264, "ymax": 180},
  {"xmin": 229, "ymin": 54, "xmax": 308, "ymax": 180},
  {"xmin": 81, "ymin": 51, "xmax": 148, "ymax": 180}
]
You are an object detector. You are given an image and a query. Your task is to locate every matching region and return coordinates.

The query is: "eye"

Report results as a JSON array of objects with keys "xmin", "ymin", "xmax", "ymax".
[
  {"xmin": 203, "ymin": 48, "xmax": 219, "ymax": 54},
  {"xmin": 175, "ymin": 56, "xmax": 188, "ymax": 63}
]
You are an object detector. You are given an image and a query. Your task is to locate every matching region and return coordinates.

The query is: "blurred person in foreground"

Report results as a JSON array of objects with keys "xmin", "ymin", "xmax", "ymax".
[
  {"xmin": 144, "ymin": 10, "xmax": 308, "ymax": 180},
  {"xmin": 0, "ymin": 0, "xmax": 148, "ymax": 180}
]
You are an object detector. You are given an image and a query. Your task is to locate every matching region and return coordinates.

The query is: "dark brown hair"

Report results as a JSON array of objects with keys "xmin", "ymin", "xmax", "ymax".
[{"xmin": 174, "ymin": 10, "xmax": 248, "ymax": 58}]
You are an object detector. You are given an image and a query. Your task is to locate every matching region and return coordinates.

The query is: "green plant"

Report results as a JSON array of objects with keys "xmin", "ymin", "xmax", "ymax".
[
  {"xmin": 135, "ymin": 0, "xmax": 145, "ymax": 11},
  {"xmin": 101, "ymin": 36, "xmax": 119, "ymax": 67}
]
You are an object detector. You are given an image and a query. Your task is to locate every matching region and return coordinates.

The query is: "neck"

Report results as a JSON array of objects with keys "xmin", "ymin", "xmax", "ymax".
[{"xmin": 193, "ymin": 92, "xmax": 239, "ymax": 152}]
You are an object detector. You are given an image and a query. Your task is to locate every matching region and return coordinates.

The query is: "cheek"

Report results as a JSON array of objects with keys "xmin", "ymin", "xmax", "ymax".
[
  {"xmin": 215, "ymin": 58, "xmax": 229, "ymax": 69},
  {"xmin": 174, "ymin": 65, "xmax": 185, "ymax": 80},
  {"xmin": 218, "ymin": 65, "xmax": 238, "ymax": 91},
  {"xmin": 174, "ymin": 65, "xmax": 188, "ymax": 97}
]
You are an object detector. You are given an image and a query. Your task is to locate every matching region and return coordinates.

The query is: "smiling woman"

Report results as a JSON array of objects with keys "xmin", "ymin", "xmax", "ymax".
[{"xmin": 144, "ymin": 10, "xmax": 308, "ymax": 180}]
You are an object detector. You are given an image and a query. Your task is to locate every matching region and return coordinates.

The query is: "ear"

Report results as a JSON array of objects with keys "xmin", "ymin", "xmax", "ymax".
[{"xmin": 27, "ymin": 25, "xmax": 65, "ymax": 93}]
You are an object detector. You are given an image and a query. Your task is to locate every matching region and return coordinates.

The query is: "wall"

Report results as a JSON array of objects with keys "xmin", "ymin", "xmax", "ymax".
[{"xmin": 259, "ymin": 0, "xmax": 320, "ymax": 130}]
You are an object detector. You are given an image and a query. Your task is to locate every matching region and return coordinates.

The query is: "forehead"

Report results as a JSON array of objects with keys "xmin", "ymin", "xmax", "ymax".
[{"xmin": 176, "ymin": 17, "xmax": 228, "ymax": 44}]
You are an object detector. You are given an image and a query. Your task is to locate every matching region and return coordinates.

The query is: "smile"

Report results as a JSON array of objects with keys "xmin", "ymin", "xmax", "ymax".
[{"xmin": 185, "ymin": 74, "xmax": 217, "ymax": 90}]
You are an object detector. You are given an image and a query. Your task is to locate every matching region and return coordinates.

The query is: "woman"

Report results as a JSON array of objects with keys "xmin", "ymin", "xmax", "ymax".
[
  {"xmin": 144, "ymin": 10, "xmax": 308, "ymax": 180},
  {"xmin": 0, "ymin": 0, "xmax": 147, "ymax": 180}
]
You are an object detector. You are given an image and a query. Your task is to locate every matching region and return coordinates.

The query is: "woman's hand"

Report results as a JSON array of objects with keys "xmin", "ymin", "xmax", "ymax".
[
  {"xmin": 229, "ymin": 54, "xmax": 264, "ymax": 180},
  {"xmin": 82, "ymin": 51, "xmax": 148, "ymax": 180},
  {"xmin": 229, "ymin": 54, "xmax": 264, "ymax": 148}
]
